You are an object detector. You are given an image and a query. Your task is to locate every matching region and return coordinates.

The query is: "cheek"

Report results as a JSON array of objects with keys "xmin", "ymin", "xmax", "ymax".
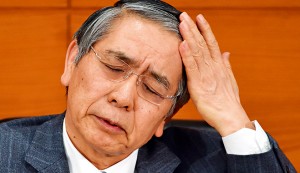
[
  {"xmin": 131, "ymin": 115, "xmax": 164, "ymax": 148},
  {"xmin": 67, "ymin": 66, "xmax": 113, "ymax": 117},
  {"xmin": 132, "ymin": 103, "xmax": 169, "ymax": 137}
]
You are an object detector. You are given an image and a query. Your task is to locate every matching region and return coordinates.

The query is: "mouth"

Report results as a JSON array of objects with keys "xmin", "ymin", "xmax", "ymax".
[{"xmin": 94, "ymin": 115, "xmax": 125, "ymax": 134}]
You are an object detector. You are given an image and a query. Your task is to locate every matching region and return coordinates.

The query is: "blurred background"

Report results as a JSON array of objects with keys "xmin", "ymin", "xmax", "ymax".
[{"xmin": 0, "ymin": 0, "xmax": 299, "ymax": 170}]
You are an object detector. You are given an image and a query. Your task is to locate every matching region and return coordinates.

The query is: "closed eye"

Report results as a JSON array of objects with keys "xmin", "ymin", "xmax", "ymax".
[
  {"xmin": 142, "ymin": 83, "xmax": 163, "ymax": 97},
  {"xmin": 104, "ymin": 63, "xmax": 125, "ymax": 73}
]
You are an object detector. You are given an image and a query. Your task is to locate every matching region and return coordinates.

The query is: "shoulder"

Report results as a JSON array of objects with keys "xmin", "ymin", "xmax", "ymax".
[
  {"xmin": 0, "ymin": 114, "xmax": 65, "ymax": 171},
  {"xmin": 0, "ymin": 114, "xmax": 64, "ymax": 157},
  {"xmin": 0, "ymin": 114, "xmax": 62, "ymax": 137}
]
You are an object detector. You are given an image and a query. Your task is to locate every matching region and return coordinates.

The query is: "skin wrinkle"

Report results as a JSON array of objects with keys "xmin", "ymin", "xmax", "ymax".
[
  {"xmin": 149, "ymin": 70, "xmax": 170, "ymax": 90},
  {"xmin": 75, "ymin": 7, "xmax": 187, "ymax": 118},
  {"xmin": 111, "ymin": 17, "xmax": 177, "ymax": 92},
  {"xmin": 63, "ymin": 15, "xmax": 181, "ymax": 168},
  {"xmin": 105, "ymin": 49, "xmax": 139, "ymax": 66},
  {"xmin": 59, "ymin": 1, "xmax": 191, "ymax": 169},
  {"xmin": 98, "ymin": 48, "xmax": 172, "ymax": 91}
]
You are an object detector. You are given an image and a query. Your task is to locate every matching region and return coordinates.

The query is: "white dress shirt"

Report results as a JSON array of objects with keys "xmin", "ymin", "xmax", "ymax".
[
  {"xmin": 222, "ymin": 120, "xmax": 271, "ymax": 154},
  {"xmin": 63, "ymin": 119, "xmax": 271, "ymax": 173},
  {"xmin": 63, "ymin": 120, "xmax": 138, "ymax": 173}
]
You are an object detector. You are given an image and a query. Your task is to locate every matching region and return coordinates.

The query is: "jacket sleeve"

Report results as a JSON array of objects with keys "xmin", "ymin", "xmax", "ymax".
[{"xmin": 226, "ymin": 134, "xmax": 296, "ymax": 173}]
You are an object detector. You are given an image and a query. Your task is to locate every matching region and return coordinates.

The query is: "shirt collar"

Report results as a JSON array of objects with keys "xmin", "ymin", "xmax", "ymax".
[{"xmin": 63, "ymin": 118, "xmax": 138, "ymax": 173}]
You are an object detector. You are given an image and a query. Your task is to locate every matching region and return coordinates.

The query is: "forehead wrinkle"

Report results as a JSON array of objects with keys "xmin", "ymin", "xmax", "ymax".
[{"xmin": 104, "ymin": 49, "xmax": 173, "ymax": 91}]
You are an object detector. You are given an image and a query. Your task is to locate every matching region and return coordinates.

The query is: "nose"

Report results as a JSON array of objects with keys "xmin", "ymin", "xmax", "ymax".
[{"xmin": 107, "ymin": 74, "xmax": 138, "ymax": 111}]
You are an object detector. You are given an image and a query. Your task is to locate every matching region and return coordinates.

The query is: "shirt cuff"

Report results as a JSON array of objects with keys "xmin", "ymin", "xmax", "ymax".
[{"xmin": 222, "ymin": 120, "xmax": 271, "ymax": 155}]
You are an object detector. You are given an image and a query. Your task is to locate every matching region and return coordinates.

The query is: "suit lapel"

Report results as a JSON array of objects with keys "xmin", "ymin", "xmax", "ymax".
[
  {"xmin": 24, "ymin": 114, "xmax": 69, "ymax": 172},
  {"xmin": 135, "ymin": 137, "xmax": 180, "ymax": 173}
]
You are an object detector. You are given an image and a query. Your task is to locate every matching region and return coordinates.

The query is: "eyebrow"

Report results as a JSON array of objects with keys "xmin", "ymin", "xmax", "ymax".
[
  {"xmin": 105, "ymin": 49, "xmax": 171, "ymax": 90},
  {"xmin": 150, "ymin": 70, "xmax": 170, "ymax": 90},
  {"xmin": 105, "ymin": 49, "xmax": 137, "ymax": 65}
]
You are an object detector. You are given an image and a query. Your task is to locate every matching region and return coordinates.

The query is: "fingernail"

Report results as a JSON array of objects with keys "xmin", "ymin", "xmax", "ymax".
[
  {"xmin": 180, "ymin": 12, "xmax": 188, "ymax": 20},
  {"xmin": 223, "ymin": 52, "xmax": 231, "ymax": 59},
  {"xmin": 197, "ymin": 14, "xmax": 206, "ymax": 23},
  {"xmin": 179, "ymin": 12, "xmax": 185, "ymax": 21}
]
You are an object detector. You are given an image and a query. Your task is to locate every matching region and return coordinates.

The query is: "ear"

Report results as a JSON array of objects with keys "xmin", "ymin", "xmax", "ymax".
[
  {"xmin": 61, "ymin": 39, "xmax": 78, "ymax": 86},
  {"xmin": 154, "ymin": 120, "xmax": 166, "ymax": 137}
]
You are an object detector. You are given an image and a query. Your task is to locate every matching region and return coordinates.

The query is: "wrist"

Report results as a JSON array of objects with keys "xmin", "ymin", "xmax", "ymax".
[
  {"xmin": 216, "ymin": 111, "xmax": 251, "ymax": 137},
  {"xmin": 218, "ymin": 121, "xmax": 251, "ymax": 137},
  {"xmin": 245, "ymin": 121, "xmax": 256, "ymax": 130}
]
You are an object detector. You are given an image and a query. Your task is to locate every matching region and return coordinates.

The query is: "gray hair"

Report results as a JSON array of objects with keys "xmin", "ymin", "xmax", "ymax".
[{"xmin": 74, "ymin": 0, "xmax": 189, "ymax": 118}]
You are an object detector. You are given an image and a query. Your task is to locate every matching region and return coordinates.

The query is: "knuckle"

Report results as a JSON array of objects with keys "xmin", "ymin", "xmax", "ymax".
[
  {"xmin": 191, "ymin": 49, "xmax": 202, "ymax": 57},
  {"xmin": 226, "ymin": 65, "xmax": 232, "ymax": 70},
  {"xmin": 190, "ymin": 24, "xmax": 198, "ymax": 32},
  {"xmin": 185, "ymin": 59, "xmax": 198, "ymax": 71},
  {"xmin": 197, "ymin": 39, "xmax": 206, "ymax": 48},
  {"xmin": 208, "ymin": 39, "xmax": 219, "ymax": 47},
  {"xmin": 203, "ymin": 22, "xmax": 211, "ymax": 31},
  {"xmin": 187, "ymin": 63, "xmax": 198, "ymax": 71}
]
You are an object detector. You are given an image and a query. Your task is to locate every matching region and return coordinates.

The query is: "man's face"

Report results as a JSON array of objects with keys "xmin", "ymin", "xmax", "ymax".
[{"xmin": 61, "ymin": 15, "xmax": 182, "ymax": 160}]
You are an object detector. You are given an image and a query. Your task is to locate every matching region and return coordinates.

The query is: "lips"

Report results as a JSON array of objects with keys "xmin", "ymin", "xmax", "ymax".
[{"xmin": 94, "ymin": 115, "xmax": 125, "ymax": 133}]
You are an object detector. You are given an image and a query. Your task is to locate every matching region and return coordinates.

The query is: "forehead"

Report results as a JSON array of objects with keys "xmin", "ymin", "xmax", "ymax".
[{"xmin": 94, "ymin": 15, "xmax": 183, "ymax": 89}]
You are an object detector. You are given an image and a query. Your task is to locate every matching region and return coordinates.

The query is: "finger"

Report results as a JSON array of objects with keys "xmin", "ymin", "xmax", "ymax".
[
  {"xmin": 222, "ymin": 52, "xmax": 232, "ymax": 69},
  {"xmin": 179, "ymin": 20, "xmax": 205, "ymax": 57},
  {"xmin": 196, "ymin": 14, "xmax": 222, "ymax": 62},
  {"xmin": 179, "ymin": 12, "xmax": 209, "ymax": 52},
  {"xmin": 222, "ymin": 52, "xmax": 240, "ymax": 102},
  {"xmin": 179, "ymin": 40, "xmax": 199, "ymax": 73},
  {"xmin": 179, "ymin": 20, "xmax": 209, "ymax": 67},
  {"xmin": 179, "ymin": 13, "xmax": 211, "ymax": 66}
]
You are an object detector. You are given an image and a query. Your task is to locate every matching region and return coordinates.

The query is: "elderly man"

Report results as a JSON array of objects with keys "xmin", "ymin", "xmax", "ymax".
[{"xmin": 0, "ymin": 0, "xmax": 296, "ymax": 172}]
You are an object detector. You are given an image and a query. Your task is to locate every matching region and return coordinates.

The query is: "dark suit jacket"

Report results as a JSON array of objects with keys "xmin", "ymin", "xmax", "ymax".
[{"xmin": 0, "ymin": 113, "xmax": 296, "ymax": 173}]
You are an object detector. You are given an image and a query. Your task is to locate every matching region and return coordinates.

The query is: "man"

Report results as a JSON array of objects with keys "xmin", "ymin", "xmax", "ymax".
[{"xmin": 0, "ymin": 0, "xmax": 296, "ymax": 172}]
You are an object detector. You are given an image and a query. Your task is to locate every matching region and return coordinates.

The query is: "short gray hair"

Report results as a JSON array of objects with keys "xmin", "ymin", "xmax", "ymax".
[{"xmin": 74, "ymin": 0, "xmax": 189, "ymax": 118}]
